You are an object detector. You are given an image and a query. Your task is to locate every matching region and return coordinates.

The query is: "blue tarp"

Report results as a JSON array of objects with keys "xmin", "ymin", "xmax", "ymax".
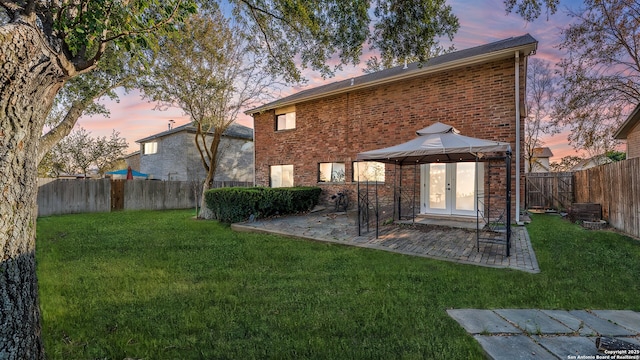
[{"xmin": 106, "ymin": 169, "xmax": 148, "ymax": 177}]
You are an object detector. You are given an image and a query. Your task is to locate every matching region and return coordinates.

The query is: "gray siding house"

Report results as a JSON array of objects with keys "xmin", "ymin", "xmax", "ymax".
[{"xmin": 136, "ymin": 123, "xmax": 254, "ymax": 182}]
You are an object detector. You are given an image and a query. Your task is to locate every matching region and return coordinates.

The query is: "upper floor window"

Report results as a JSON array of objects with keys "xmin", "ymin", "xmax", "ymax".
[
  {"xmin": 143, "ymin": 142, "xmax": 158, "ymax": 155},
  {"xmin": 275, "ymin": 105, "xmax": 296, "ymax": 131},
  {"xmin": 318, "ymin": 162, "xmax": 345, "ymax": 183},
  {"xmin": 353, "ymin": 161, "xmax": 385, "ymax": 183},
  {"xmin": 270, "ymin": 164, "xmax": 294, "ymax": 188}
]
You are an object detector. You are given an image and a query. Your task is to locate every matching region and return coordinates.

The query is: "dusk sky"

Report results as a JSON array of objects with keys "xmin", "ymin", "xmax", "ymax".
[{"xmin": 78, "ymin": 0, "xmax": 583, "ymax": 161}]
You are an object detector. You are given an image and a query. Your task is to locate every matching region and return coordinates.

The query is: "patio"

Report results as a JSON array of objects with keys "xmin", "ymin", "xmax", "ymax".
[{"xmin": 232, "ymin": 208, "xmax": 540, "ymax": 274}]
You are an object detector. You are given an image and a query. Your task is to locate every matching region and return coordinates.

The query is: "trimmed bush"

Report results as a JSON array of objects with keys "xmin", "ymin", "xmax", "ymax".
[{"xmin": 205, "ymin": 187, "xmax": 322, "ymax": 223}]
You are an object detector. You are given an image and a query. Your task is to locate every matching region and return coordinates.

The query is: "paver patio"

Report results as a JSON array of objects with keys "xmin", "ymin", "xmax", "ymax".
[{"xmin": 232, "ymin": 208, "xmax": 540, "ymax": 273}]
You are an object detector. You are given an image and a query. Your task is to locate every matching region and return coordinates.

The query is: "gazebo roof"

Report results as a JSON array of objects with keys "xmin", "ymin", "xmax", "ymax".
[{"xmin": 356, "ymin": 122, "xmax": 511, "ymax": 164}]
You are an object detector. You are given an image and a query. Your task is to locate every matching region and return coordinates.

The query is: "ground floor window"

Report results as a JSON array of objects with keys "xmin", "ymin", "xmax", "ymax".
[
  {"xmin": 318, "ymin": 162, "xmax": 345, "ymax": 183},
  {"xmin": 270, "ymin": 165, "xmax": 294, "ymax": 188},
  {"xmin": 353, "ymin": 161, "xmax": 385, "ymax": 183}
]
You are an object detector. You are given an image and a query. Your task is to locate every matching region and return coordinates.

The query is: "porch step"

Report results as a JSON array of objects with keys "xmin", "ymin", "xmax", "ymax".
[{"xmin": 398, "ymin": 215, "xmax": 481, "ymax": 230}]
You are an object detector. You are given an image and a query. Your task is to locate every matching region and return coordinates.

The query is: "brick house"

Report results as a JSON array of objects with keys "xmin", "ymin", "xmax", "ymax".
[
  {"xmin": 247, "ymin": 34, "xmax": 537, "ymax": 222},
  {"xmin": 136, "ymin": 122, "xmax": 254, "ymax": 182},
  {"xmin": 614, "ymin": 103, "xmax": 640, "ymax": 159}
]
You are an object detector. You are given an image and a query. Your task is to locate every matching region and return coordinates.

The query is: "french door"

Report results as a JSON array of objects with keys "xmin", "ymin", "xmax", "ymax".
[{"xmin": 420, "ymin": 162, "xmax": 482, "ymax": 216}]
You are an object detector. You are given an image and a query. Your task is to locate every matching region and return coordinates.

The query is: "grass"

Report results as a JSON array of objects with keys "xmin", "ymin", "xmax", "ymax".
[{"xmin": 36, "ymin": 210, "xmax": 640, "ymax": 359}]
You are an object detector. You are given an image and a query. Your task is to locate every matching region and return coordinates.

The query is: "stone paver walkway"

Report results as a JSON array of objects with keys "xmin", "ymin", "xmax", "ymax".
[
  {"xmin": 232, "ymin": 209, "xmax": 540, "ymax": 273},
  {"xmin": 448, "ymin": 309, "xmax": 640, "ymax": 359}
]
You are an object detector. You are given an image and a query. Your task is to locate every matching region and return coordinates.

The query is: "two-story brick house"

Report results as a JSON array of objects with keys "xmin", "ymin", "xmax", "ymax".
[
  {"xmin": 247, "ymin": 34, "xmax": 537, "ymax": 222},
  {"xmin": 137, "ymin": 122, "xmax": 254, "ymax": 182}
]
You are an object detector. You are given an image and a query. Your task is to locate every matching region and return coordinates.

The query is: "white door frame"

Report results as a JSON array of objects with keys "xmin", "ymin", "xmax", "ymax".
[{"xmin": 420, "ymin": 162, "xmax": 483, "ymax": 217}]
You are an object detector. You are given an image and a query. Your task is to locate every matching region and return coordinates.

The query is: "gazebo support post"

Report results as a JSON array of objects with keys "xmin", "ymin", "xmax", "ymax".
[
  {"xmin": 357, "ymin": 172, "xmax": 361, "ymax": 236},
  {"xmin": 476, "ymin": 156, "xmax": 480, "ymax": 251},
  {"xmin": 506, "ymin": 151, "xmax": 512, "ymax": 257},
  {"xmin": 413, "ymin": 161, "xmax": 417, "ymax": 224},
  {"xmin": 366, "ymin": 180, "xmax": 370, "ymax": 234},
  {"xmin": 375, "ymin": 178, "xmax": 379, "ymax": 238},
  {"xmin": 398, "ymin": 165, "xmax": 403, "ymax": 220},
  {"xmin": 393, "ymin": 162, "xmax": 398, "ymax": 221}
]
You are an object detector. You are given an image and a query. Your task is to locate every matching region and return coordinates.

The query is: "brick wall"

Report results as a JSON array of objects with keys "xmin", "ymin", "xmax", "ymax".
[
  {"xmin": 254, "ymin": 57, "xmax": 527, "ymax": 214},
  {"xmin": 627, "ymin": 123, "xmax": 640, "ymax": 159}
]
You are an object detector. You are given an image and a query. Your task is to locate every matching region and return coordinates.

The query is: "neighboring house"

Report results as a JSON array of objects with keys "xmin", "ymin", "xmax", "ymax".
[
  {"xmin": 123, "ymin": 151, "xmax": 141, "ymax": 171},
  {"xmin": 570, "ymin": 155, "xmax": 613, "ymax": 171},
  {"xmin": 526, "ymin": 147, "xmax": 553, "ymax": 173},
  {"xmin": 614, "ymin": 103, "xmax": 640, "ymax": 159},
  {"xmin": 137, "ymin": 123, "xmax": 254, "ymax": 182},
  {"xmin": 247, "ymin": 34, "xmax": 537, "ymax": 220}
]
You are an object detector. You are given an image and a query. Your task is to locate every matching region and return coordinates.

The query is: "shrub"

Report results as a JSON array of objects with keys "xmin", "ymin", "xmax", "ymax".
[{"xmin": 205, "ymin": 187, "xmax": 322, "ymax": 223}]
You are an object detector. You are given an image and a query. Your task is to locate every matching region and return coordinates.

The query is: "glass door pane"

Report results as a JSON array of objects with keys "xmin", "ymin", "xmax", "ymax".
[
  {"xmin": 454, "ymin": 163, "xmax": 476, "ymax": 212},
  {"xmin": 429, "ymin": 163, "xmax": 447, "ymax": 210}
]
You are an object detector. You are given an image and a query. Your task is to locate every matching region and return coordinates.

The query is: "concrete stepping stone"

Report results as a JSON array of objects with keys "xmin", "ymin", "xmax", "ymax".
[
  {"xmin": 533, "ymin": 336, "xmax": 598, "ymax": 358},
  {"xmin": 495, "ymin": 309, "xmax": 574, "ymax": 335},
  {"xmin": 447, "ymin": 309, "xmax": 521, "ymax": 334},
  {"xmin": 474, "ymin": 335, "xmax": 556, "ymax": 360},
  {"xmin": 591, "ymin": 310, "xmax": 640, "ymax": 333},
  {"xmin": 569, "ymin": 310, "xmax": 637, "ymax": 337},
  {"xmin": 540, "ymin": 310, "xmax": 585, "ymax": 332}
]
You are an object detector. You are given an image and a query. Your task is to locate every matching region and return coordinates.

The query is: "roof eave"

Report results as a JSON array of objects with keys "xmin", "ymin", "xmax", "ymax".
[
  {"xmin": 136, "ymin": 126, "xmax": 253, "ymax": 143},
  {"xmin": 246, "ymin": 42, "xmax": 537, "ymax": 115},
  {"xmin": 614, "ymin": 103, "xmax": 640, "ymax": 139}
]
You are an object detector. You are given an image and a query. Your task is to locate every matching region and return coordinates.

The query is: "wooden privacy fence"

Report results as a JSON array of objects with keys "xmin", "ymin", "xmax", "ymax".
[
  {"xmin": 525, "ymin": 172, "xmax": 574, "ymax": 210},
  {"xmin": 37, "ymin": 179, "xmax": 252, "ymax": 217},
  {"xmin": 573, "ymin": 157, "xmax": 640, "ymax": 238}
]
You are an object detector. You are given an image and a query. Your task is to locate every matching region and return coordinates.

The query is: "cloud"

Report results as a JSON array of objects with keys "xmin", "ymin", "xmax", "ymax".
[{"xmin": 77, "ymin": 89, "xmax": 191, "ymax": 153}]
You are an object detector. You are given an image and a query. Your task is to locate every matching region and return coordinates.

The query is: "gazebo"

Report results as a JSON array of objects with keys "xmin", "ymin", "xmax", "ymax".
[{"xmin": 356, "ymin": 122, "xmax": 513, "ymax": 256}]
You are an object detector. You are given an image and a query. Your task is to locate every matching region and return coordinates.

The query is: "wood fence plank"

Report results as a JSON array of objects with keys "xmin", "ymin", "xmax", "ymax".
[
  {"xmin": 38, "ymin": 179, "xmax": 252, "ymax": 216},
  {"xmin": 571, "ymin": 158, "xmax": 640, "ymax": 238}
]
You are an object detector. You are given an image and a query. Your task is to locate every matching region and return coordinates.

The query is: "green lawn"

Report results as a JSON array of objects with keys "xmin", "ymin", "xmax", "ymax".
[{"xmin": 36, "ymin": 210, "xmax": 640, "ymax": 359}]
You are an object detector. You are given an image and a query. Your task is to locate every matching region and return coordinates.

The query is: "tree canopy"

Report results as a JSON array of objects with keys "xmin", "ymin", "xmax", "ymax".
[
  {"xmin": 525, "ymin": 58, "xmax": 557, "ymax": 172},
  {"xmin": 39, "ymin": 127, "xmax": 128, "ymax": 178},
  {"xmin": 503, "ymin": 0, "xmax": 560, "ymax": 21},
  {"xmin": 552, "ymin": 0, "xmax": 640, "ymax": 157},
  {"xmin": 142, "ymin": 9, "xmax": 277, "ymax": 217},
  {"xmin": 229, "ymin": 0, "xmax": 459, "ymax": 82}
]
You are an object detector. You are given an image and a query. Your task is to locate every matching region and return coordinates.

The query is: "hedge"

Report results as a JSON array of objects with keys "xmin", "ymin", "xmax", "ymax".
[{"xmin": 205, "ymin": 187, "xmax": 322, "ymax": 223}]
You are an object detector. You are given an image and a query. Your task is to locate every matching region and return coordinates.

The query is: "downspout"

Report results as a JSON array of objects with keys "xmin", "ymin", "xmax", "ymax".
[
  {"xmin": 252, "ymin": 116, "xmax": 256, "ymax": 186},
  {"xmin": 515, "ymin": 51, "xmax": 521, "ymax": 224}
]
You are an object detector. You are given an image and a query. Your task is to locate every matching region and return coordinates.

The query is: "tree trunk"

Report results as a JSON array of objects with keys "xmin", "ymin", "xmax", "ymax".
[
  {"xmin": 197, "ymin": 128, "xmax": 223, "ymax": 220},
  {"xmin": 1, "ymin": 23, "xmax": 67, "ymax": 359}
]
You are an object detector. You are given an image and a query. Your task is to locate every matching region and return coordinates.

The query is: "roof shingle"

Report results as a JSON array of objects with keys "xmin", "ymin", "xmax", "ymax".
[{"xmin": 246, "ymin": 34, "xmax": 537, "ymax": 115}]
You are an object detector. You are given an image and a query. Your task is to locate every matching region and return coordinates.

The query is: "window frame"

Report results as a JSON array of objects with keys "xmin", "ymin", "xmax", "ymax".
[
  {"xmin": 142, "ymin": 142, "xmax": 158, "ymax": 155},
  {"xmin": 352, "ymin": 161, "xmax": 386, "ymax": 183},
  {"xmin": 270, "ymin": 164, "xmax": 294, "ymax": 188},
  {"xmin": 275, "ymin": 111, "xmax": 296, "ymax": 131},
  {"xmin": 318, "ymin": 162, "xmax": 346, "ymax": 183}
]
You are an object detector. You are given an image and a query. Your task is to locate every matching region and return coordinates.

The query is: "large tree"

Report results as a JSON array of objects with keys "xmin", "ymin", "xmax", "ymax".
[
  {"xmin": 525, "ymin": 58, "xmax": 556, "ymax": 172},
  {"xmin": 39, "ymin": 127, "xmax": 128, "ymax": 178},
  {"xmin": 552, "ymin": 0, "xmax": 640, "ymax": 158},
  {"xmin": 1, "ymin": 0, "xmax": 461, "ymax": 356},
  {"xmin": 0, "ymin": 2, "xmax": 195, "ymax": 356},
  {"xmin": 143, "ymin": 10, "xmax": 276, "ymax": 218}
]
